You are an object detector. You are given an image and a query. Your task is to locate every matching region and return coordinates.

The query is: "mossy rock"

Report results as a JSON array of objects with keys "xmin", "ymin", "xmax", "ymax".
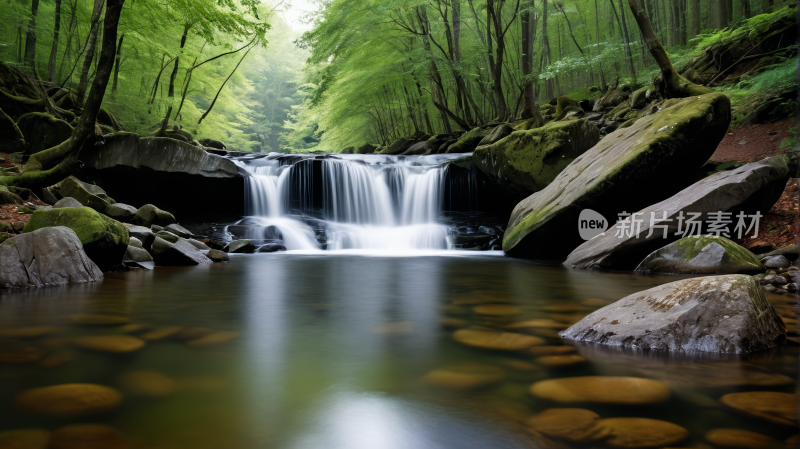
[
  {"xmin": 473, "ymin": 119, "xmax": 600, "ymax": 193},
  {"xmin": 23, "ymin": 207, "xmax": 129, "ymax": 271},
  {"xmin": 356, "ymin": 143, "xmax": 377, "ymax": 154},
  {"xmin": 554, "ymin": 96, "xmax": 582, "ymax": 121},
  {"xmin": 16, "ymin": 112, "xmax": 73, "ymax": 155},
  {"xmin": 133, "ymin": 204, "xmax": 176, "ymax": 228},
  {"xmin": 592, "ymin": 86, "xmax": 629, "ymax": 112},
  {"xmin": 504, "ymin": 93, "xmax": 731, "ymax": 259},
  {"xmin": 636, "ymin": 235, "xmax": 764, "ymax": 274},
  {"xmin": 155, "ymin": 231, "xmax": 181, "ymax": 244},
  {"xmin": 607, "ymin": 101, "xmax": 631, "ymax": 121},
  {"xmin": 446, "ymin": 127, "xmax": 491, "ymax": 153},
  {"xmin": 0, "ymin": 107, "xmax": 25, "ymax": 153},
  {"xmin": 58, "ymin": 176, "xmax": 112, "ymax": 212},
  {"xmin": 0, "ymin": 186, "xmax": 22, "ymax": 205}
]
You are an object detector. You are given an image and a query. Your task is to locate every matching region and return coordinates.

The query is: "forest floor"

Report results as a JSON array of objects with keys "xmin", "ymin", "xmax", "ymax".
[
  {"xmin": 709, "ymin": 118, "xmax": 796, "ymax": 162},
  {"xmin": 736, "ymin": 178, "xmax": 798, "ymax": 252}
]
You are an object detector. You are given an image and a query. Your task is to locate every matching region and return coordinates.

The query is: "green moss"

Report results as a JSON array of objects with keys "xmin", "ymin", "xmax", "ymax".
[
  {"xmin": 674, "ymin": 235, "xmax": 762, "ymax": 269},
  {"xmin": 448, "ymin": 127, "xmax": 490, "ymax": 153},
  {"xmin": 502, "ymin": 202, "xmax": 556, "ymax": 251}
]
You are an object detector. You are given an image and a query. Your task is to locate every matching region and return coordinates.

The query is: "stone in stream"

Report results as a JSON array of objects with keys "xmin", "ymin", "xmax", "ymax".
[
  {"xmin": 452, "ymin": 329, "xmax": 544, "ymax": 351},
  {"xmin": 705, "ymin": 428, "xmax": 779, "ymax": 449},
  {"xmin": 225, "ymin": 239, "xmax": 256, "ymax": 254},
  {"xmin": 53, "ymin": 197, "xmax": 84, "ymax": 209},
  {"xmin": 421, "ymin": 364, "xmax": 505, "ymax": 390},
  {"xmin": 525, "ymin": 408, "xmax": 609, "ymax": 443},
  {"xmin": 126, "ymin": 225, "xmax": 155, "ymax": 250},
  {"xmin": 596, "ymin": 418, "xmax": 689, "ymax": 448},
  {"xmin": 164, "ymin": 223, "xmax": 194, "ymax": 238},
  {"xmin": 23, "ymin": 207, "xmax": 129, "ymax": 271},
  {"xmin": 0, "ymin": 429, "xmax": 50, "ymax": 449},
  {"xmin": 477, "ymin": 124, "xmax": 514, "ymax": 146},
  {"xmin": 124, "ymin": 245, "xmax": 152, "ymax": 263},
  {"xmin": 206, "ymin": 249, "xmax": 229, "ymax": 262},
  {"xmin": 763, "ymin": 255, "xmax": 791, "ymax": 268},
  {"xmin": 48, "ymin": 424, "xmax": 127, "ymax": 449},
  {"xmin": 535, "ymin": 354, "xmax": 585, "ymax": 367},
  {"xmin": 104, "ymin": 203, "xmax": 138, "ymax": 219},
  {"xmin": 58, "ymin": 176, "xmax": 114, "ymax": 212},
  {"xmin": 634, "ymin": 235, "xmax": 764, "ymax": 274},
  {"xmin": 503, "ymin": 93, "xmax": 731, "ymax": 259},
  {"xmin": 117, "ymin": 370, "xmax": 176, "ymax": 397},
  {"xmin": 719, "ymin": 392, "xmax": 797, "ymax": 426},
  {"xmin": 133, "ymin": 204, "xmax": 176, "ymax": 228},
  {"xmin": 560, "ymin": 275, "xmax": 785, "ymax": 353},
  {"xmin": 257, "ymin": 242, "xmax": 287, "ymax": 252},
  {"xmin": 0, "ymin": 227, "xmax": 103, "ymax": 289},
  {"xmin": 73, "ymin": 335, "xmax": 145, "ymax": 353},
  {"xmin": 529, "ymin": 376, "xmax": 670, "ymax": 405},
  {"xmin": 15, "ymin": 384, "xmax": 123, "ymax": 417},
  {"xmin": 565, "ymin": 156, "xmax": 790, "ymax": 270},
  {"xmin": 186, "ymin": 331, "xmax": 239, "ymax": 347},
  {"xmin": 186, "ymin": 238, "xmax": 210, "ymax": 250},
  {"xmin": 151, "ymin": 236, "xmax": 212, "ymax": 266},
  {"xmin": 473, "ymin": 119, "xmax": 600, "ymax": 193},
  {"xmin": 472, "ymin": 304, "xmax": 522, "ymax": 316},
  {"xmin": 128, "ymin": 236, "xmax": 143, "ymax": 248},
  {"xmin": 155, "ymin": 230, "xmax": 180, "ymax": 243}
]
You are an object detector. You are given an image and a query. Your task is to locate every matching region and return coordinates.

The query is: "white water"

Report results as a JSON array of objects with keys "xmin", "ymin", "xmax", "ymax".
[{"xmin": 232, "ymin": 153, "xmax": 468, "ymax": 251}]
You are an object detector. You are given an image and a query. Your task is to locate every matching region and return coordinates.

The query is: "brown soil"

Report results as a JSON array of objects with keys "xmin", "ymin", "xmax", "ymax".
[
  {"xmin": 709, "ymin": 118, "xmax": 795, "ymax": 163},
  {"xmin": 734, "ymin": 178, "xmax": 798, "ymax": 252}
]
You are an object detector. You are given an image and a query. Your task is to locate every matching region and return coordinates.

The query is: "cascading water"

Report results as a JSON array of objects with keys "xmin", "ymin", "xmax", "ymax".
[{"xmin": 228, "ymin": 153, "xmax": 480, "ymax": 252}]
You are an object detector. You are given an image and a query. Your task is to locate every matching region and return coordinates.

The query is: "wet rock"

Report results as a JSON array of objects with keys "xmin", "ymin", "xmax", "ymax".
[
  {"xmin": 164, "ymin": 223, "xmax": 194, "ymax": 238},
  {"xmin": 506, "ymin": 319, "xmax": 568, "ymax": 330},
  {"xmin": 132, "ymin": 204, "xmax": 176, "ymax": 228},
  {"xmin": 141, "ymin": 326, "xmax": 182, "ymax": 341},
  {"xmin": 126, "ymin": 226, "xmax": 155, "ymax": 250},
  {"xmin": 0, "ymin": 429, "xmax": 50, "ymax": 449},
  {"xmin": 472, "ymin": 304, "xmax": 522, "ymax": 316},
  {"xmin": 719, "ymin": 391, "xmax": 796, "ymax": 426},
  {"xmin": 763, "ymin": 255, "xmax": 790, "ymax": 269},
  {"xmin": 597, "ymin": 417, "xmax": 688, "ymax": 448},
  {"xmin": 566, "ymin": 156, "xmax": 790, "ymax": 270},
  {"xmin": 635, "ymin": 235, "xmax": 764, "ymax": 274},
  {"xmin": 504, "ymin": 93, "xmax": 731, "ymax": 259},
  {"xmin": 561, "ymin": 275, "xmax": 785, "ymax": 353},
  {"xmin": 257, "ymin": 243, "xmax": 287, "ymax": 252},
  {"xmin": 73, "ymin": 335, "xmax": 145, "ymax": 353},
  {"xmin": 705, "ymin": 428, "xmax": 778, "ymax": 448},
  {"xmin": 16, "ymin": 112, "xmax": 72, "ymax": 155},
  {"xmin": 634, "ymin": 361, "xmax": 794, "ymax": 388},
  {"xmin": 526, "ymin": 408, "xmax": 609, "ymax": 443},
  {"xmin": 446, "ymin": 127, "xmax": 491, "ymax": 153},
  {"xmin": 15, "ymin": 384, "xmax": 122, "ymax": 417},
  {"xmin": 40, "ymin": 187, "xmax": 59, "ymax": 205},
  {"xmin": 0, "ymin": 227, "xmax": 103, "ymax": 288},
  {"xmin": 0, "ymin": 327, "xmax": 61, "ymax": 338},
  {"xmin": 151, "ymin": 237, "xmax": 212, "ymax": 266},
  {"xmin": 53, "ymin": 197, "xmax": 83, "ymax": 209},
  {"xmin": 48, "ymin": 424, "xmax": 127, "ymax": 449},
  {"xmin": 104, "ymin": 203, "xmax": 137, "ymax": 219},
  {"xmin": 473, "ymin": 119, "xmax": 599, "ymax": 193},
  {"xmin": 117, "ymin": 370, "xmax": 175, "ymax": 397},
  {"xmin": 478, "ymin": 124, "xmax": 514, "ymax": 146},
  {"xmin": 58, "ymin": 177, "xmax": 112, "ymax": 212},
  {"xmin": 0, "ymin": 340, "xmax": 47, "ymax": 363},
  {"xmin": 536, "ymin": 354, "xmax": 586, "ymax": 367},
  {"xmin": 453, "ymin": 329, "xmax": 544, "ymax": 351},
  {"xmin": 206, "ymin": 249, "xmax": 229, "ymax": 262},
  {"xmin": 186, "ymin": 331, "xmax": 239, "ymax": 347},
  {"xmin": 70, "ymin": 314, "xmax": 129, "ymax": 325},
  {"xmin": 155, "ymin": 230, "xmax": 180, "ymax": 244},
  {"xmin": 225, "ymin": 239, "xmax": 256, "ymax": 254},
  {"xmin": 421, "ymin": 364, "xmax": 505, "ymax": 390},
  {"xmin": 761, "ymin": 274, "xmax": 788, "ymax": 285},
  {"xmin": 128, "ymin": 237, "xmax": 143, "ymax": 248},
  {"xmin": 123, "ymin": 245, "xmax": 152, "ymax": 263},
  {"xmin": 527, "ymin": 345, "xmax": 576, "ymax": 356},
  {"xmin": 186, "ymin": 239, "xmax": 209, "ymax": 250},
  {"xmin": 23, "ymin": 207, "xmax": 129, "ymax": 271},
  {"xmin": 173, "ymin": 327, "xmax": 213, "ymax": 341},
  {"xmin": 529, "ymin": 376, "xmax": 670, "ymax": 405},
  {"xmin": 763, "ymin": 284, "xmax": 777, "ymax": 292}
]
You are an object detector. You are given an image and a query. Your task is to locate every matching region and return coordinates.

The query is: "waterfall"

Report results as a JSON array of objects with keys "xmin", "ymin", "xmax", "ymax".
[{"xmin": 231, "ymin": 153, "xmax": 472, "ymax": 252}]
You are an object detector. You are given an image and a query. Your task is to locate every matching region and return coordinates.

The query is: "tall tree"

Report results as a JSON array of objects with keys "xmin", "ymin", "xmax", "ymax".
[
  {"xmin": 75, "ymin": 0, "xmax": 106, "ymax": 105},
  {"xmin": 23, "ymin": 0, "xmax": 41, "ymax": 69},
  {"xmin": 520, "ymin": 0, "xmax": 543, "ymax": 125},
  {"xmin": 47, "ymin": 0, "xmax": 63, "ymax": 82},
  {"xmin": 610, "ymin": 0, "xmax": 636, "ymax": 81}
]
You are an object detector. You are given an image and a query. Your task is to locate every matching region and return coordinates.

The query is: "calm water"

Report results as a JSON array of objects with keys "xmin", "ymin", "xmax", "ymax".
[{"xmin": 0, "ymin": 252, "xmax": 797, "ymax": 448}]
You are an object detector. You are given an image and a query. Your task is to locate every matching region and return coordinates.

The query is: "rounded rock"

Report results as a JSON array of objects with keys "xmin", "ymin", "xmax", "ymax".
[
  {"xmin": 719, "ymin": 391, "xmax": 797, "ymax": 426},
  {"xmin": 0, "ymin": 429, "xmax": 50, "ymax": 449},
  {"xmin": 117, "ymin": 370, "xmax": 176, "ymax": 397},
  {"xmin": 422, "ymin": 364, "xmax": 505, "ymax": 390},
  {"xmin": 597, "ymin": 417, "xmax": 688, "ymax": 448},
  {"xmin": 526, "ymin": 408, "xmax": 609, "ymax": 443},
  {"xmin": 206, "ymin": 249, "xmax": 229, "ymax": 262},
  {"xmin": 530, "ymin": 376, "xmax": 670, "ymax": 405},
  {"xmin": 15, "ymin": 384, "xmax": 122, "ymax": 417},
  {"xmin": 453, "ymin": 329, "xmax": 544, "ymax": 351},
  {"xmin": 705, "ymin": 428, "xmax": 778, "ymax": 448},
  {"xmin": 472, "ymin": 304, "xmax": 522, "ymax": 316},
  {"xmin": 73, "ymin": 335, "xmax": 145, "ymax": 353},
  {"xmin": 186, "ymin": 331, "xmax": 239, "ymax": 347},
  {"xmin": 536, "ymin": 354, "xmax": 586, "ymax": 367},
  {"xmin": 48, "ymin": 424, "xmax": 127, "ymax": 449}
]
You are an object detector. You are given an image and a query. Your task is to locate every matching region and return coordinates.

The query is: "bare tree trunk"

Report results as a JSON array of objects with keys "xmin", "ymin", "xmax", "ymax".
[
  {"xmin": 690, "ymin": 0, "xmax": 700, "ymax": 36},
  {"xmin": 168, "ymin": 23, "xmax": 191, "ymax": 98},
  {"xmin": 595, "ymin": 0, "xmax": 607, "ymax": 90},
  {"xmin": 23, "ymin": 0, "xmax": 41, "ymax": 69},
  {"xmin": 47, "ymin": 0, "xmax": 62, "ymax": 82},
  {"xmin": 542, "ymin": 0, "xmax": 555, "ymax": 101},
  {"xmin": 611, "ymin": 0, "xmax": 636, "ymax": 82},
  {"xmin": 75, "ymin": 0, "xmax": 105, "ymax": 105},
  {"xmin": 520, "ymin": 2, "xmax": 544, "ymax": 125},
  {"xmin": 417, "ymin": 5, "xmax": 451, "ymax": 133},
  {"xmin": 111, "ymin": 33, "xmax": 124, "ymax": 94},
  {"xmin": 626, "ymin": 0, "xmax": 712, "ymax": 97}
]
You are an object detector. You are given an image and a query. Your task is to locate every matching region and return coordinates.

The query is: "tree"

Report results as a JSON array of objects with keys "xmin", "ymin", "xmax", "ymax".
[
  {"xmin": 47, "ymin": 0, "xmax": 62, "ymax": 82},
  {"xmin": 23, "ymin": 0, "xmax": 41, "ymax": 69},
  {"xmin": 75, "ymin": 0, "xmax": 106, "ymax": 105}
]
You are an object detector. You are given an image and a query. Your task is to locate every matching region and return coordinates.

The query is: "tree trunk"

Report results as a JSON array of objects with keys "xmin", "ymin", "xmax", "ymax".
[
  {"xmin": 75, "ymin": 0, "xmax": 105, "ymax": 105},
  {"xmin": 111, "ymin": 34, "xmax": 124, "ymax": 94},
  {"xmin": 595, "ymin": 0, "xmax": 607, "ymax": 90},
  {"xmin": 520, "ymin": 4, "xmax": 542, "ymax": 125},
  {"xmin": 5, "ymin": 0, "xmax": 124, "ymax": 189},
  {"xmin": 451, "ymin": 0, "xmax": 473, "ymax": 125},
  {"xmin": 626, "ymin": 0, "xmax": 712, "ymax": 97},
  {"xmin": 542, "ymin": 0, "xmax": 555, "ymax": 101},
  {"xmin": 168, "ymin": 23, "xmax": 191, "ymax": 98},
  {"xmin": 417, "ymin": 6, "xmax": 451, "ymax": 133},
  {"xmin": 23, "ymin": 0, "xmax": 41, "ymax": 69},
  {"xmin": 690, "ymin": 0, "xmax": 700, "ymax": 36},
  {"xmin": 47, "ymin": 0, "xmax": 62, "ymax": 82},
  {"xmin": 554, "ymin": 3, "xmax": 584, "ymax": 54},
  {"xmin": 610, "ymin": 0, "xmax": 636, "ymax": 81},
  {"xmin": 741, "ymin": 0, "xmax": 751, "ymax": 18}
]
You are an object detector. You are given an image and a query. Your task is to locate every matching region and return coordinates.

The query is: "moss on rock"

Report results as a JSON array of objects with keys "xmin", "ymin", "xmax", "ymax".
[
  {"xmin": 446, "ymin": 127, "xmax": 491, "ymax": 153},
  {"xmin": 16, "ymin": 112, "xmax": 73, "ymax": 155},
  {"xmin": 58, "ymin": 177, "xmax": 112, "ymax": 211},
  {"xmin": 133, "ymin": 204, "xmax": 176, "ymax": 228},
  {"xmin": 636, "ymin": 235, "xmax": 764, "ymax": 274}
]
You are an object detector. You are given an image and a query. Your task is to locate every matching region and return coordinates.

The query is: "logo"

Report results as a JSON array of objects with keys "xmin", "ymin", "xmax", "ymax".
[{"xmin": 579, "ymin": 209, "xmax": 608, "ymax": 241}]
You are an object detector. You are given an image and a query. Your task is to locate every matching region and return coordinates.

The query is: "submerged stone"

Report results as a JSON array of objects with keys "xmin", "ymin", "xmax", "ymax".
[
  {"xmin": 705, "ymin": 428, "xmax": 778, "ymax": 449},
  {"xmin": 0, "ymin": 429, "xmax": 50, "ymax": 449},
  {"xmin": 560, "ymin": 275, "xmax": 785, "ymax": 353},
  {"xmin": 452, "ymin": 329, "xmax": 544, "ymax": 351},
  {"xmin": 719, "ymin": 391, "xmax": 797, "ymax": 426},
  {"xmin": 117, "ymin": 370, "xmax": 176, "ymax": 397},
  {"xmin": 48, "ymin": 424, "xmax": 127, "ymax": 449},
  {"xmin": 73, "ymin": 335, "xmax": 145, "ymax": 353},
  {"xmin": 15, "ymin": 384, "xmax": 122, "ymax": 417},
  {"xmin": 635, "ymin": 235, "xmax": 764, "ymax": 274},
  {"xmin": 529, "ymin": 376, "xmax": 670, "ymax": 405},
  {"xmin": 597, "ymin": 417, "xmax": 688, "ymax": 448},
  {"xmin": 525, "ymin": 408, "xmax": 609, "ymax": 443},
  {"xmin": 421, "ymin": 364, "xmax": 505, "ymax": 390}
]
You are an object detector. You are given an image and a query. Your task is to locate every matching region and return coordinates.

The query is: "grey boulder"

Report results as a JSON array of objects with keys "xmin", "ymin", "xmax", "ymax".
[
  {"xmin": 206, "ymin": 249, "xmax": 229, "ymax": 262},
  {"xmin": 127, "ymin": 226, "xmax": 155, "ymax": 251},
  {"xmin": 186, "ymin": 239, "xmax": 210, "ymax": 250},
  {"xmin": 225, "ymin": 239, "xmax": 256, "ymax": 254},
  {"xmin": 53, "ymin": 197, "xmax": 84, "ymax": 209},
  {"xmin": 124, "ymin": 245, "xmax": 153, "ymax": 263},
  {"xmin": 164, "ymin": 223, "xmax": 194, "ymax": 238},
  {"xmin": 635, "ymin": 235, "xmax": 764, "ymax": 275},
  {"xmin": 0, "ymin": 227, "xmax": 103, "ymax": 288},
  {"xmin": 104, "ymin": 203, "xmax": 138, "ymax": 219},
  {"xmin": 763, "ymin": 255, "xmax": 791, "ymax": 269},
  {"xmin": 560, "ymin": 275, "xmax": 785, "ymax": 354},
  {"xmin": 151, "ymin": 237, "xmax": 212, "ymax": 266},
  {"xmin": 129, "ymin": 237, "xmax": 143, "ymax": 248}
]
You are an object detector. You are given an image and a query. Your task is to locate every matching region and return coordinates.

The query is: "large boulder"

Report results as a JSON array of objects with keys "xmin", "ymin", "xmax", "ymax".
[
  {"xmin": 126, "ymin": 225, "xmax": 155, "ymax": 250},
  {"xmin": 478, "ymin": 124, "xmax": 514, "ymax": 146},
  {"xmin": 382, "ymin": 137, "xmax": 417, "ymax": 155},
  {"xmin": 565, "ymin": 156, "xmax": 790, "ymax": 270},
  {"xmin": 0, "ymin": 227, "xmax": 103, "ymax": 288},
  {"xmin": 635, "ymin": 235, "xmax": 764, "ymax": 274},
  {"xmin": 560, "ymin": 275, "xmax": 785, "ymax": 354},
  {"xmin": 503, "ymin": 93, "xmax": 731, "ymax": 259},
  {"xmin": 78, "ymin": 132, "xmax": 244, "ymax": 217},
  {"xmin": 104, "ymin": 203, "xmax": 137, "ymax": 219},
  {"xmin": 133, "ymin": 204, "xmax": 176, "ymax": 228},
  {"xmin": 593, "ymin": 85, "xmax": 630, "ymax": 112},
  {"xmin": 151, "ymin": 236, "xmax": 212, "ymax": 265},
  {"xmin": 23, "ymin": 207, "xmax": 129, "ymax": 271},
  {"xmin": 58, "ymin": 176, "xmax": 113, "ymax": 211},
  {"xmin": 0, "ymin": 107, "xmax": 25, "ymax": 153},
  {"xmin": 16, "ymin": 112, "xmax": 73, "ymax": 155},
  {"xmin": 473, "ymin": 119, "xmax": 600, "ymax": 193},
  {"xmin": 446, "ymin": 127, "xmax": 491, "ymax": 153},
  {"xmin": 124, "ymin": 245, "xmax": 153, "ymax": 262},
  {"xmin": 53, "ymin": 197, "xmax": 83, "ymax": 209},
  {"xmin": 356, "ymin": 143, "xmax": 377, "ymax": 154}
]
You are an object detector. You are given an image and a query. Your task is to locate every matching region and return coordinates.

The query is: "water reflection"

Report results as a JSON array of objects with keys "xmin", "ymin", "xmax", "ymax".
[{"xmin": 0, "ymin": 254, "xmax": 796, "ymax": 448}]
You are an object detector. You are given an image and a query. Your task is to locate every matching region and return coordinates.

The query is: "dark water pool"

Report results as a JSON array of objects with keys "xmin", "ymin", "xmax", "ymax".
[{"xmin": 0, "ymin": 252, "xmax": 797, "ymax": 448}]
